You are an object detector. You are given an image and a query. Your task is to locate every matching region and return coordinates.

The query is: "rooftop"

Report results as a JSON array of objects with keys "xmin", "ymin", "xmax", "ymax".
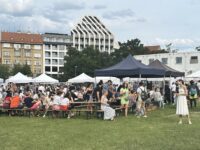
[{"xmin": 0, "ymin": 32, "xmax": 43, "ymax": 44}]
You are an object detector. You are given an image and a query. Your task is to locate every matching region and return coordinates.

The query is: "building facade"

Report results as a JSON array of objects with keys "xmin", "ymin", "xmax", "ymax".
[
  {"xmin": 71, "ymin": 16, "xmax": 115, "ymax": 53},
  {"xmin": 0, "ymin": 32, "xmax": 43, "ymax": 76},
  {"xmin": 42, "ymin": 33, "xmax": 72, "ymax": 76},
  {"xmin": 134, "ymin": 51, "xmax": 200, "ymax": 76}
]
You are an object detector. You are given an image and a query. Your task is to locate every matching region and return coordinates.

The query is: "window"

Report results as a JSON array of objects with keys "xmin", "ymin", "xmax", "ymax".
[
  {"xmin": 3, "ymin": 43, "xmax": 11, "ymax": 48},
  {"xmin": 14, "ymin": 60, "xmax": 20, "ymax": 64},
  {"xmin": 4, "ymin": 59, "xmax": 10, "ymax": 64},
  {"xmin": 52, "ymin": 45, "xmax": 57, "ymax": 50},
  {"xmin": 162, "ymin": 58, "xmax": 168, "ymax": 64},
  {"xmin": 52, "ymin": 59, "xmax": 58, "ymax": 65},
  {"xmin": 34, "ymin": 61, "xmax": 41, "ymax": 66},
  {"xmin": 24, "ymin": 44, "xmax": 31, "ymax": 49},
  {"xmin": 45, "ymin": 45, "xmax": 51, "ymax": 50},
  {"xmin": 52, "ymin": 67, "xmax": 58, "ymax": 72},
  {"xmin": 25, "ymin": 52, "xmax": 31, "ymax": 57},
  {"xmin": 59, "ymin": 45, "xmax": 65, "ymax": 50},
  {"xmin": 14, "ymin": 44, "xmax": 21, "ymax": 49},
  {"xmin": 45, "ymin": 59, "xmax": 51, "ymax": 65},
  {"xmin": 59, "ymin": 52, "xmax": 64, "ymax": 58},
  {"xmin": 176, "ymin": 57, "xmax": 182, "ymax": 64},
  {"xmin": 15, "ymin": 51, "xmax": 21, "ymax": 57},
  {"xmin": 34, "ymin": 53, "xmax": 41, "ymax": 58},
  {"xmin": 45, "ymin": 52, "xmax": 50, "ymax": 57},
  {"xmin": 59, "ymin": 59, "xmax": 64, "ymax": 65},
  {"xmin": 190, "ymin": 56, "xmax": 198, "ymax": 64},
  {"xmin": 45, "ymin": 66, "xmax": 51, "ymax": 72},
  {"xmin": 3, "ymin": 52, "xmax": 10, "ymax": 57},
  {"xmin": 34, "ymin": 45, "xmax": 41, "ymax": 50},
  {"xmin": 64, "ymin": 39, "xmax": 70, "ymax": 43},
  {"xmin": 52, "ymin": 52, "xmax": 58, "ymax": 57},
  {"xmin": 25, "ymin": 60, "xmax": 31, "ymax": 65},
  {"xmin": 149, "ymin": 59, "xmax": 154, "ymax": 64}
]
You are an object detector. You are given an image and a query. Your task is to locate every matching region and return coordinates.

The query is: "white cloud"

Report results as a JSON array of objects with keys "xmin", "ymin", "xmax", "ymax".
[{"xmin": 0, "ymin": 0, "xmax": 34, "ymax": 16}]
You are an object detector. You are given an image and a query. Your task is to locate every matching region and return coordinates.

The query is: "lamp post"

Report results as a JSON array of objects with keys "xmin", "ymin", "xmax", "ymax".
[{"xmin": 75, "ymin": 65, "xmax": 77, "ymax": 77}]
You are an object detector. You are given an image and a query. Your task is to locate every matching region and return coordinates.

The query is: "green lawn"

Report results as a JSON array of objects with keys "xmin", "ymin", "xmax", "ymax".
[{"xmin": 0, "ymin": 106, "xmax": 200, "ymax": 150}]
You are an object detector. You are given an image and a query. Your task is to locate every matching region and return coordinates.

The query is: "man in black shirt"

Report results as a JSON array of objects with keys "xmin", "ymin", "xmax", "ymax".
[{"xmin": 24, "ymin": 93, "xmax": 34, "ymax": 108}]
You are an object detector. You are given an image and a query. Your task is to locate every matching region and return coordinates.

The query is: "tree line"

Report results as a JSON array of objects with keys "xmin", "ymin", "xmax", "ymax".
[{"xmin": 60, "ymin": 39, "xmax": 168, "ymax": 81}]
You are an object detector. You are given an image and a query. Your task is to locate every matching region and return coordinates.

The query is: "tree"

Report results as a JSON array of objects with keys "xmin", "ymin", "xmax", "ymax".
[
  {"xmin": 0, "ymin": 64, "xmax": 11, "ymax": 80},
  {"xmin": 11, "ymin": 64, "xmax": 23, "ymax": 75},
  {"xmin": 11, "ymin": 64, "xmax": 32, "ymax": 76},
  {"xmin": 22, "ymin": 64, "xmax": 32, "ymax": 76},
  {"xmin": 62, "ymin": 46, "xmax": 112, "ymax": 80}
]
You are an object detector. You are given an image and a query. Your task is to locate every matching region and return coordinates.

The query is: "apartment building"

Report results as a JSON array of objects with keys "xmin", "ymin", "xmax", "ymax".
[
  {"xmin": 42, "ymin": 33, "xmax": 72, "ymax": 76},
  {"xmin": 71, "ymin": 16, "xmax": 115, "ymax": 53},
  {"xmin": 0, "ymin": 32, "xmax": 43, "ymax": 76},
  {"xmin": 134, "ymin": 51, "xmax": 200, "ymax": 76}
]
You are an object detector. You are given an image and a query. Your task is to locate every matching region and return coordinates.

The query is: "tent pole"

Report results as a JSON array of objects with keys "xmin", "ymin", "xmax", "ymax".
[
  {"xmin": 139, "ymin": 74, "xmax": 141, "ymax": 82},
  {"xmin": 163, "ymin": 75, "xmax": 165, "ymax": 98}
]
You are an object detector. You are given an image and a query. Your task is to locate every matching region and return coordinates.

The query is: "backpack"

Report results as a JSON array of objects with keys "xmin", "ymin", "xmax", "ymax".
[
  {"xmin": 189, "ymin": 86, "xmax": 197, "ymax": 97},
  {"xmin": 140, "ymin": 88, "xmax": 148, "ymax": 101}
]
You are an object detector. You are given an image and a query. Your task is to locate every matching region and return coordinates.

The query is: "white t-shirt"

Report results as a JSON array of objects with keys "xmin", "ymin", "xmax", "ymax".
[
  {"xmin": 60, "ymin": 98, "xmax": 70, "ymax": 106},
  {"xmin": 171, "ymin": 84, "xmax": 176, "ymax": 92},
  {"xmin": 53, "ymin": 95, "xmax": 61, "ymax": 105},
  {"xmin": 137, "ymin": 86, "xmax": 145, "ymax": 101},
  {"xmin": 38, "ymin": 86, "xmax": 45, "ymax": 92}
]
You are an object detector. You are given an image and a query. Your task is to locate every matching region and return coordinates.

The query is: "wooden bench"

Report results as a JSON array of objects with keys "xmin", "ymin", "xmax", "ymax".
[{"xmin": 0, "ymin": 108, "xmax": 31, "ymax": 117}]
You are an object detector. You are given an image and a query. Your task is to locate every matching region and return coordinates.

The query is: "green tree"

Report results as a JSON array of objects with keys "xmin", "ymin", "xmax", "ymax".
[
  {"xmin": 21, "ymin": 64, "xmax": 32, "ymax": 76},
  {"xmin": 11, "ymin": 64, "xmax": 23, "ymax": 75},
  {"xmin": 0, "ymin": 64, "xmax": 11, "ymax": 80},
  {"xmin": 62, "ymin": 46, "xmax": 112, "ymax": 80},
  {"xmin": 11, "ymin": 64, "xmax": 32, "ymax": 76}
]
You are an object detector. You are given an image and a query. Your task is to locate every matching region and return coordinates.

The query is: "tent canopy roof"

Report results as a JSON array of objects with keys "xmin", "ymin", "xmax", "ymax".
[
  {"xmin": 95, "ymin": 54, "xmax": 165, "ymax": 78},
  {"xmin": 7, "ymin": 72, "xmax": 32, "ymax": 83},
  {"xmin": 186, "ymin": 70, "xmax": 200, "ymax": 78},
  {"xmin": 68, "ymin": 73, "xmax": 94, "ymax": 83},
  {"xmin": 149, "ymin": 59, "xmax": 185, "ymax": 77},
  {"xmin": 33, "ymin": 73, "xmax": 59, "ymax": 83}
]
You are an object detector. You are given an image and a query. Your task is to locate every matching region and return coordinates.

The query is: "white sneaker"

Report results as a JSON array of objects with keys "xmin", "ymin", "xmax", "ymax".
[
  {"xmin": 178, "ymin": 121, "xmax": 182, "ymax": 124},
  {"xmin": 189, "ymin": 120, "xmax": 192, "ymax": 125},
  {"xmin": 143, "ymin": 115, "xmax": 147, "ymax": 118},
  {"xmin": 43, "ymin": 115, "xmax": 46, "ymax": 118}
]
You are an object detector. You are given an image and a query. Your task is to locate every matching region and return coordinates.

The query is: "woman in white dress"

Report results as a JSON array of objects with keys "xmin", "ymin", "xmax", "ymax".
[
  {"xmin": 176, "ymin": 79, "xmax": 192, "ymax": 124},
  {"xmin": 101, "ymin": 90, "xmax": 115, "ymax": 121}
]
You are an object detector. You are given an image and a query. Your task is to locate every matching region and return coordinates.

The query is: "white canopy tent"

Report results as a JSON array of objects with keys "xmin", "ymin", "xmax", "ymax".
[
  {"xmin": 6, "ymin": 72, "xmax": 33, "ymax": 83},
  {"xmin": 0, "ymin": 78, "xmax": 3, "ymax": 83},
  {"xmin": 186, "ymin": 70, "xmax": 200, "ymax": 78},
  {"xmin": 95, "ymin": 77, "xmax": 120, "ymax": 85},
  {"xmin": 68, "ymin": 73, "xmax": 94, "ymax": 83},
  {"xmin": 33, "ymin": 73, "xmax": 59, "ymax": 84}
]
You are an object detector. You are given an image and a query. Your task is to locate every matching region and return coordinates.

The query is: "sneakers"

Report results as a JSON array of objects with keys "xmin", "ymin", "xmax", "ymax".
[
  {"xmin": 189, "ymin": 120, "xmax": 192, "ymax": 125},
  {"xmin": 143, "ymin": 115, "xmax": 147, "ymax": 118},
  {"xmin": 178, "ymin": 120, "xmax": 182, "ymax": 124}
]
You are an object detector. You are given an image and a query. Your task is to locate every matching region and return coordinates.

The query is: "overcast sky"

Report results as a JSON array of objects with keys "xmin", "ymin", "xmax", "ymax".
[{"xmin": 0, "ymin": 0, "xmax": 199, "ymax": 50}]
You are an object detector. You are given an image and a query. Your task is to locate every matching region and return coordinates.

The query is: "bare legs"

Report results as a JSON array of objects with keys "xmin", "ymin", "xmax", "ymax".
[{"xmin": 178, "ymin": 115, "xmax": 192, "ymax": 124}]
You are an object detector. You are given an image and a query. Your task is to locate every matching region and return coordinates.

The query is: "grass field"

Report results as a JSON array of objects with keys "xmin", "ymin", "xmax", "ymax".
[{"xmin": 0, "ymin": 106, "xmax": 200, "ymax": 150}]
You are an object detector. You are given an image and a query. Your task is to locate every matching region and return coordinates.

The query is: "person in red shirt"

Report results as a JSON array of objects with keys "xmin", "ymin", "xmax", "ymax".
[{"xmin": 10, "ymin": 93, "xmax": 22, "ymax": 109}]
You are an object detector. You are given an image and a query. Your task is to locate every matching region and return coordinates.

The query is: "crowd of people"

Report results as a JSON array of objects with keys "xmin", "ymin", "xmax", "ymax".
[{"xmin": 0, "ymin": 79, "xmax": 199, "ymax": 123}]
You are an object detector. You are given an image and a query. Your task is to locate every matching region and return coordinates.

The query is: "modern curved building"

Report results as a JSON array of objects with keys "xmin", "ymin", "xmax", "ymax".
[{"xmin": 71, "ymin": 16, "xmax": 115, "ymax": 53}]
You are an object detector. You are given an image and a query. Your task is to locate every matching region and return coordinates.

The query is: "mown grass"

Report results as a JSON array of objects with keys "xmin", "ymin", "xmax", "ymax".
[{"xmin": 0, "ymin": 105, "xmax": 200, "ymax": 150}]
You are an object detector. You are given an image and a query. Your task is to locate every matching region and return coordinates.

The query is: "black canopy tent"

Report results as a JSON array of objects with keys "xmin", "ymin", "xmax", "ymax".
[
  {"xmin": 148, "ymin": 59, "xmax": 185, "ymax": 77},
  {"xmin": 95, "ymin": 55, "xmax": 165, "ymax": 78}
]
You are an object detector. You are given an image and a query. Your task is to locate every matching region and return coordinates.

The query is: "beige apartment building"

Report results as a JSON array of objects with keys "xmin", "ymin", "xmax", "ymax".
[{"xmin": 0, "ymin": 32, "xmax": 43, "ymax": 76}]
